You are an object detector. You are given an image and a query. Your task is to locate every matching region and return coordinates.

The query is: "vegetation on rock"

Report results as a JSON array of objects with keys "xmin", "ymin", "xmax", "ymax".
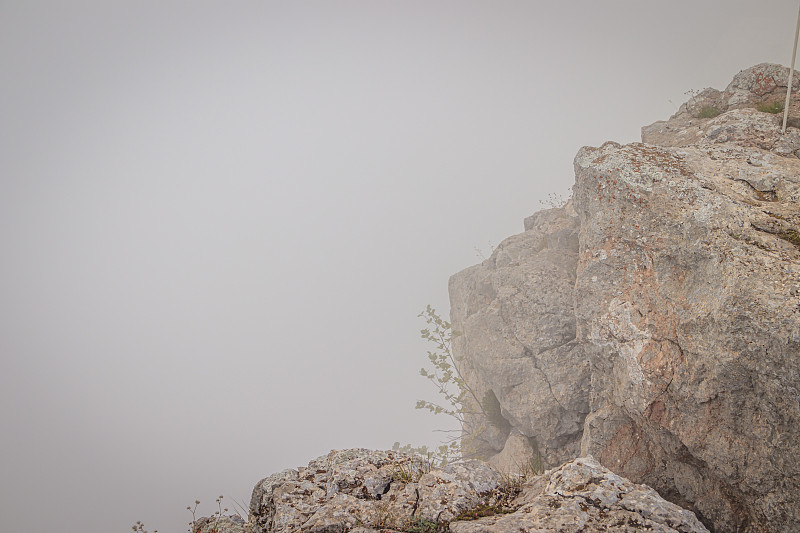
[
  {"xmin": 756, "ymin": 100, "xmax": 784, "ymax": 113},
  {"xmin": 394, "ymin": 305, "xmax": 496, "ymax": 465},
  {"xmin": 698, "ymin": 106, "xmax": 721, "ymax": 118}
]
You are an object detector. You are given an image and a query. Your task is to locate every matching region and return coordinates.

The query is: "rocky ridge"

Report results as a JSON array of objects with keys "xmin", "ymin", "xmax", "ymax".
[
  {"xmin": 448, "ymin": 63, "xmax": 800, "ymax": 532},
  {"xmin": 199, "ymin": 63, "xmax": 798, "ymax": 533},
  {"xmin": 199, "ymin": 449, "xmax": 708, "ymax": 533}
]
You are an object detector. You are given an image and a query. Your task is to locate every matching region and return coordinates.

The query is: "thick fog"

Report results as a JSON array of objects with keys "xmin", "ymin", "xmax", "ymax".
[{"xmin": 0, "ymin": 1, "xmax": 796, "ymax": 532}]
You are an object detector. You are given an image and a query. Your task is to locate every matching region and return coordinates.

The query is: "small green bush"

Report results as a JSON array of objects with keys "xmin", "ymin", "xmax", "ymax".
[
  {"xmin": 404, "ymin": 516, "xmax": 440, "ymax": 533},
  {"xmin": 698, "ymin": 106, "xmax": 721, "ymax": 119},
  {"xmin": 778, "ymin": 229, "xmax": 800, "ymax": 247},
  {"xmin": 756, "ymin": 101, "xmax": 784, "ymax": 114},
  {"xmin": 391, "ymin": 458, "xmax": 432, "ymax": 483}
]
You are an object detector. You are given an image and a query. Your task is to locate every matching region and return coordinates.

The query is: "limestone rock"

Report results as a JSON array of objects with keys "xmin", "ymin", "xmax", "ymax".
[
  {"xmin": 449, "ymin": 201, "xmax": 589, "ymax": 467},
  {"xmin": 194, "ymin": 515, "xmax": 251, "ymax": 533},
  {"xmin": 245, "ymin": 450, "xmax": 708, "ymax": 533},
  {"xmin": 642, "ymin": 63, "xmax": 800, "ymax": 149},
  {"xmin": 248, "ymin": 449, "xmax": 503, "ymax": 533},
  {"xmin": 449, "ymin": 63, "xmax": 800, "ymax": 532},
  {"xmin": 573, "ymin": 135, "xmax": 800, "ymax": 533},
  {"xmin": 487, "ymin": 430, "xmax": 537, "ymax": 475},
  {"xmin": 449, "ymin": 457, "xmax": 708, "ymax": 533}
]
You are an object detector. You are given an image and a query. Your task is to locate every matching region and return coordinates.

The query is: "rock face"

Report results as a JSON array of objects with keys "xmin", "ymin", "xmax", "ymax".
[
  {"xmin": 248, "ymin": 449, "xmax": 503, "ymax": 533},
  {"xmin": 195, "ymin": 515, "xmax": 250, "ymax": 533},
  {"xmin": 240, "ymin": 449, "xmax": 707, "ymax": 533},
  {"xmin": 450, "ymin": 456, "xmax": 708, "ymax": 533},
  {"xmin": 449, "ymin": 203, "xmax": 589, "ymax": 468},
  {"xmin": 642, "ymin": 62, "xmax": 800, "ymax": 150},
  {"xmin": 449, "ymin": 63, "xmax": 800, "ymax": 532}
]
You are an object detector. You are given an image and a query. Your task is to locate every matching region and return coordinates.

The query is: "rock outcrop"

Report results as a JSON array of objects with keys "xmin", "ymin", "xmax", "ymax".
[
  {"xmin": 642, "ymin": 62, "xmax": 800, "ymax": 151},
  {"xmin": 450, "ymin": 456, "xmax": 708, "ymax": 533},
  {"xmin": 231, "ymin": 449, "xmax": 707, "ymax": 533},
  {"xmin": 195, "ymin": 515, "xmax": 250, "ymax": 533},
  {"xmin": 449, "ymin": 203, "xmax": 588, "ymax": 469},
  {"xmin": 248, "ymin": 449, "xmax": 503, "ymax": 533},
  {"xmin": 449, "ymin": 63, "xmax": 800, "ymax": 532}
]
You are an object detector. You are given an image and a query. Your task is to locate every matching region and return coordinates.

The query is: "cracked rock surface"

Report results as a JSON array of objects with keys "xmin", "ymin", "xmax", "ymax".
[
  {"xmin": 248, "ymin": 449, "xmax": 502, "ymax": 533},
  {"xmin": 448, "ymin": 63, "xmax": 800, "ymax": 532},
  {"xmin": 449, "ymin": 203, "xmax": 589, "ymax": 468},
  {"xmin": 450, "ymin": 456, "xmax": 708, "ymax": 533},
  {"xmin": 195, "ymin": 515, "xmax": 251, "ymax": 533},
  {"xmin": 240, "ymin": 450, "xmax": 707, "ymax": 533}
]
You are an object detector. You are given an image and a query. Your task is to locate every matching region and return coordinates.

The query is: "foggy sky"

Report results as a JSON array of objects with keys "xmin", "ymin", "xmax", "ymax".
[{"xmin": 1, "ymin": 2, "xmax": 796, "ymax": 532}]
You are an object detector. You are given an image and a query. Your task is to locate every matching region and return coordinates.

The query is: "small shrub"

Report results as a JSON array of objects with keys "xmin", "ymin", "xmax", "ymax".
[
  {"xmin": 397, "ymin": 306, "xmax": 492, "ymax": 466},
  {"xmin": 404, "ymin": 516, "xmax": 441, "ymax": 533},
  {"xmin": 778, "ymin": 229, "xmax": 800, "ymax": 247},
  {"xmin": 698, "ymin": 106, "xmax": 721, "ymax": 119},
  {"xmin": 391, "ymin": 458, "xmax": 432, "ymax": 483},
  {"xmin": 756, "ymin": 101, "xmax": 784, "ymax": 114},
  {"xmin": 527, "ymin": 450, "xmax": 544, "ymax": 476},
  {"xmin": 455, "ymin": 503, "xmax": 514, "ymax": 521}
]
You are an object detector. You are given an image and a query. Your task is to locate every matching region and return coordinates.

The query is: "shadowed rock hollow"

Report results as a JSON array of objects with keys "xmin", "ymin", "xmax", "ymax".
[{"xmin": 449, "ymin": 63, "xmax": 800, "ymax": 532}]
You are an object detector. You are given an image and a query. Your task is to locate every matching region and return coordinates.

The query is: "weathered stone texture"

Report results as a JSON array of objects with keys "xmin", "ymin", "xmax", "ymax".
[
  {"xmin": 248, "ymin": 449, "xmax": 503, "ymax": 533},
  {"xmin": 241, "ymin": 450, "xmax": 706, "ymax": 533},
  {"xmin": 195, "ymin": 515, "xmax": 251, "ymax": 533},
  {"xmin": 450, "ymin": 456, "xmax": 708, "ymax": 533},
  {"xmin": 449, "ymin": 203, "xmax": 590, "ymax": 469},
  {"xmin": 449, "ymin": 63, "xmax": 800, "ymax": 532},
  {"xmin": 573, "ymin": 137, "xmax": 800, "ymax": 532},
  {"xmin": 642, "ymin": 63, "xmax": 800, "ymax": 149}
]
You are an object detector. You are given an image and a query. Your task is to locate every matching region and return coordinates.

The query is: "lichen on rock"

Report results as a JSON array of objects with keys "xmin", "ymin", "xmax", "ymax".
[
  {"xmin": 236, "ymin": 450, "xmax": 708, "ymax": 533},
  {"xmin": 448, "ymin": 63, "xmax": 800, "ymax": 532},
  {"xmin": 248, "ymin": 449, "xmax": 504, "ymax": 533},
  {"xmin": 451, "ymin": 456, "xmax": 708, "ymax": 533}
]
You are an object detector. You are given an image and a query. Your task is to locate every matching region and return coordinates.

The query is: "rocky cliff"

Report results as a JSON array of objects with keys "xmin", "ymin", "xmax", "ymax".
[
  {"xmin": 448, "ymin": 63, "xmax": 800, "ymax": 533},
  {"xmin": 237, "ymin": 449, "xmax": 708, "ymax": 533}
]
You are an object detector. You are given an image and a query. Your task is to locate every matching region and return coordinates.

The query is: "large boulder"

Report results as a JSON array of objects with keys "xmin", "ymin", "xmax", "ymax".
[
  {"xmin": 243, "ymin": 450, "xmax": 707, "ymax": 533},
  {"xmin": 449, "ymin": 202, "xmax": 590, "ymax": 468},
  {"xmin": 450, "ymin": 456, "xmax": 708, "ymax": 533},
  {"xmin": 449, "ymin": 64, "xmax": 800, "ymax": 532},
  {"xmin": 573, "ymin": 136, "xmax": 800, "ymax": 533},
  {"xmin": 248, "ymin": 449, "xmax": 503, "ymax": 533}
]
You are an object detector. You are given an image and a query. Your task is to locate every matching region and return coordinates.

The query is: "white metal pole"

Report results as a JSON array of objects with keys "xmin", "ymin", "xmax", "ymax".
[{"xmin": 781, "ymin": 3, "xmax": 800, "ymax": 133}]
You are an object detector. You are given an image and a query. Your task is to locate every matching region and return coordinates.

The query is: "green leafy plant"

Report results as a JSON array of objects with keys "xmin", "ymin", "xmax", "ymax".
[
  {"xmin": 390, "ymin": 457, "xmax": 433, "ymax": 483},
  {"xmin": 778, "ymin": 228, "xmax": 800, "ymax": 247},
  {"xmin": 404, "ymin": 516, "xmax": 441, "ymax": 533},
  {"xmin": 698, "ymin": 106, "xmax": 721, "ymax": 119},
  {"xmin": 396, "ymin": 306, "xmax": 499, "ymax": 465},
  {"xmin": 756, "ymin": 101, "xmax": 784, "ymax": 114}
]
